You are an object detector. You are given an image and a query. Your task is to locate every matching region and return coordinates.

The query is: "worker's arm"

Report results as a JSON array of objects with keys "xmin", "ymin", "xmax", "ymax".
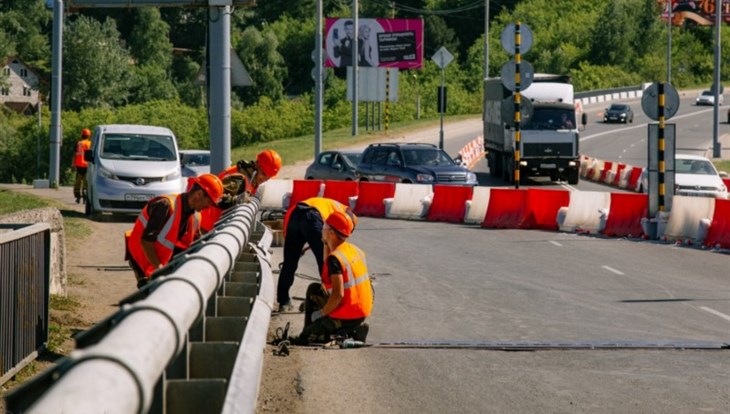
[
  {"xmin": 320, "ymin": 273, "xmax": 344, "ymax": 317},
  {"xmin": 141, "ymin": 239, "xmax": 163, "ymax": 270}
]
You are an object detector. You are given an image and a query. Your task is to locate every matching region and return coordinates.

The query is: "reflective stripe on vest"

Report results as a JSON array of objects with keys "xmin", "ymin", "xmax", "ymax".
[{"xmin": 332, "ymin": 249, "xmax": 370, "ymax": 290}]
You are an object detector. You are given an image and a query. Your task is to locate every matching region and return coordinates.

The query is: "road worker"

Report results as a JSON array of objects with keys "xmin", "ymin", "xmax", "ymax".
[
  {"xmin": 125, "ymin": 173, "xmax": 223, "ymax": 288},
  {"xmin": 290, "ymin": 210, "xmax": 372, "ymax": 344},
  {"xmin": 73, "ymin": 128, "xmax": 92, "ymax": 203},
  {"xmin": 200, "ymin": 149, "xmax": 282, "ymax": 232},
  {"xmin": 277, "ymin": 197, "xmax": 356, "ymax": 312}
]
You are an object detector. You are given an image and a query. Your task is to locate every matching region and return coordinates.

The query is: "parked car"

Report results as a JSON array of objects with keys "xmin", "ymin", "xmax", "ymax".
[
  {"xmin": 84, "ymin": 124, "xmax": 185, "ymax": 217},
  {"xmin": 180, "ymin": 149, "xmax": 211, "ymax": 177},
  {"xmin": 695, "ymin": 90, "xmax": 724, "ymax": 106},
  {"xmin": 603, "ymin": 103, "xmax": 634, "ymax": 123},
  {"xmin": 639, "ymin": 154, "xmax": 728, "ymax": 199},
  {"xmin": 305, "ymin": 150, "xmax": 362, "ymax": 181},
  {"xmin": 357, "ymin": 143, "xmax": 478, "ymax": 185}
]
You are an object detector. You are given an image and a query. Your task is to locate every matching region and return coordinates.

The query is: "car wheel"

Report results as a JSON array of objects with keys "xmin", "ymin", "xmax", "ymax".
[
  {"xmin": 306, "ymin": 176, "xmax": 314, "ymax": 180},
  {"xmin": 402, "ymin": 179, "xmax": 413, "ymax": 184}
]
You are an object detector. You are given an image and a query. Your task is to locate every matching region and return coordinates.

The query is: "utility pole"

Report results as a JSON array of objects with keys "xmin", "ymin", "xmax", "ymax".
[
  {"xmin": 352, "ymin": 0, "xmax": 359, "ymax": 136},
  {"xmin": 712, "ymin": 0, "xmax": 722, "ymax": 158},
  {"xmin": 49, "ymin": 0, "xmax": 64, "ymax": 188},
  {"xmin": 484, "ymin": 0, "xmax": 489, "ymax": 81},
  {"xmin": 666, "ymin": 0, "xmax": 672, "ymax": 84},
  {"xmin": 314, "ymin": 0, "xmax": 323, "ymax": 157}
]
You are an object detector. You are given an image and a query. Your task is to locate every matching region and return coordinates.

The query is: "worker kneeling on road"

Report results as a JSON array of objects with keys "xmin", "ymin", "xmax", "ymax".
[
  {"xmin": 125, "ymin": 173, "xmax": 223, "ymax": 289},
  {"xmin": 290, "ymin": 210, "xmax": 373, "ymax": 345},
  {"xmin": 278, "ymin": 197, "xmax": 356, "ymax": 312}
]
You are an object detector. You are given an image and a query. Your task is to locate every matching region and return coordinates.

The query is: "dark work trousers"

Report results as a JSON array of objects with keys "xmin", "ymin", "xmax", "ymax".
[
  {"xmin": 277, "ymin": 205, "xmax": 325, "ymax": 306},
  {"xmin": 291, "ymin": 282, "xmax": 365, "ymax": 345}
]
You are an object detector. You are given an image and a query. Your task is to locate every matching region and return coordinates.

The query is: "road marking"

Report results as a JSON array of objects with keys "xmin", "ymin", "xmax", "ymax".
[
  {"xmin": 601, "ymin": 265, "xmax": 625, "ymax": 275},
  {"xmin": 549, "ymin": 240, "xmax": 562, "ymax": 247},
  {"xmin": 699, "ymin": 306, "xmax": 730, "ymax": 322},
  {"xmin": 581, "ymin": 108, "xmax": 715, "ymax": 142}
]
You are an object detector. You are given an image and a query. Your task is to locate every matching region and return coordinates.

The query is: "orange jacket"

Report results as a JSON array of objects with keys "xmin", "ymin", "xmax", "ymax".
[
  {"xmin": 322, "ymin": 242, "xmax": 372, "ymax": 320},
  {"xmin": 125, "ymin": 194, "xmax": 200, "ymax": 277},
  {"xmin": 73, "ymin": 139, "xmax": 91, "ymax": 168}
]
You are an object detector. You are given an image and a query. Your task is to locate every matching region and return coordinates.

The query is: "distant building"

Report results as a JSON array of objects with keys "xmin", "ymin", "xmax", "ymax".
[{"xmin": 0, "ymin": 57, "xmax": 42, "ymax": 115}]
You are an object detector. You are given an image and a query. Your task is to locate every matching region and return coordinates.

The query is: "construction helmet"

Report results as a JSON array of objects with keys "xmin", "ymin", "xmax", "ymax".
[
  {"xmin": 81, "ymin": 128, "xmax": 92, "ymax": 138},
  {"xmin": 256, "ymin": 149, "xmax": 282, "ymax": 178},
  {"xmin": 326, "ymin": 210, "xmax": 354, "ymax": 238},
  {"xmin": 344, "ymin": 207, "xmax": 358, "ymax": 230},
  {"xmin": 195, "ymin": 173, "xmax": 224, "ymax": 204}
]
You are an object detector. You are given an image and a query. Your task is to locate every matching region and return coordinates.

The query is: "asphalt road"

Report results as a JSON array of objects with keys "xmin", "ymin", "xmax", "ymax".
[{"xmin": 269, "ymin": 98, "xmax": 730, "ymax": 413}]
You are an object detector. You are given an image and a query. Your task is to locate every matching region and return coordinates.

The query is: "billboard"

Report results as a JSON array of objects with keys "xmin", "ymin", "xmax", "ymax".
[
  {"xmin": 325, "ymin": 18, "xmax": 423, "ymax": 69},
  {"xmin": 658, "ymin": 0, "xmax": 730, "ymax": 25}
]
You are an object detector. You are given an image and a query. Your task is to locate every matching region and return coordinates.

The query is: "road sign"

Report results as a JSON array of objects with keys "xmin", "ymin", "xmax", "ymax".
[
  {"xmin": 500, "ymin": 23, "xmax": 533, "ymax": 56},
  {"xmin": 431, "ymin": 47, "xmax": 454, "ymax": 69},
  {"xmin": 641, "ymin": 82, "xmax": 680, "ymax": 121},
  {"xmin": 500, "ymin": 60, "xmax": 534, "ymax": 92}
]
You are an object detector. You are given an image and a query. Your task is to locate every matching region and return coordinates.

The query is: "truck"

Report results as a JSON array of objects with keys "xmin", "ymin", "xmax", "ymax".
[{"xmin": 484, "ymin": 74, "xmax": 586, "ymax": 184}]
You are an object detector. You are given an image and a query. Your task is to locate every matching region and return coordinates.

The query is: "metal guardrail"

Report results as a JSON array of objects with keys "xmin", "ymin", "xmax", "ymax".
[
  {"xmin": 0, "ymin": 223, "xmax": 51, "ymax": 386},
  {"xmin": 575, "ymin": 85, "xmax": 642, "ymax": 100},
  {"xmin": 6, "ymin": 199, "xmax": 275, "ymax": 414}
]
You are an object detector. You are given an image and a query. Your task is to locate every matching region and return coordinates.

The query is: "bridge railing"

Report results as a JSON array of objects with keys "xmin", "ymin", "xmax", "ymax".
[
  {"xmin": 0, "ymin": 223, "xmax": 51, "ymax": 386},
  {"xmin": 6, "ymin": 199, "xmax": 275, "ymax": 414}
]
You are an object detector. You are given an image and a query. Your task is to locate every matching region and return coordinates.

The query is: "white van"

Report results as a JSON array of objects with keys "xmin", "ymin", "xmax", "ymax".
[{"xmin": 84, "ymin": 124, "xmax": 185, "ymax": 217}]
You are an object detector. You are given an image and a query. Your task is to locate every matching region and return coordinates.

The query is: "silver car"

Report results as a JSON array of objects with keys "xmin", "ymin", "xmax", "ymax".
[
  {"xmin": 305, "ymin": 150, "xmax": 363, "ymax": 181},
  {"xmin": 85, "ymin": 124, "xmax": 185, "ymax": 217},
  {"xmin": 180, "ymin": 149, "xmax": 211, "ymax": 177},
  {"xmin": 695, "ymin": 90, "xmax": 724, "ymax": 106}
]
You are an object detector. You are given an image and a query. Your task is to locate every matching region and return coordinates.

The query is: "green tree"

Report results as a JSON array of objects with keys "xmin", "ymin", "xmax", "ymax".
[
  {"xmin": 233, "ymin": 26, "xmax": 287, "ymax": 105},
  {"xmin": 63, "ymin": 16, "xmax": 133, "ymax": 110},
  {"xmin": 269, "ymin": 15, "xmax": 316, "ymax": 95},
  {"xmin": 128, "ymin": 8, "xmax": 173, "ymax": 68}
]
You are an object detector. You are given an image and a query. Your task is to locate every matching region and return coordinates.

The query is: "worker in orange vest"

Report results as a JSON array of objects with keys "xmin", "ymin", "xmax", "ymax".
[
  {"xmin": 200, "ymin": 149, "xmax": 282, "ymax": 232},
  {"xmin": 277, "ymin": 197, "xmax": 356, "ymax": 312},
  {"xmin": 290, "ymin": 210, "xmax": 372, "ymax": 345},
  {"xmin": 73, "ymin": 128, "xmax": 92, "ymax": 203},
  {"xmin": 125, "ymin": 173, "xmax": 223, "ymax": 289}
]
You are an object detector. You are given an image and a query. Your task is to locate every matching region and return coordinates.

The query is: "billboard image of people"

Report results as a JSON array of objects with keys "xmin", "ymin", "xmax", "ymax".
[
  {"xmin": 325, "ymin": 18, "xmax": 423, "ymax": 69},
  {"xmin": 658, "ymin": 0, "xmax": 730, "ymax": 26}
]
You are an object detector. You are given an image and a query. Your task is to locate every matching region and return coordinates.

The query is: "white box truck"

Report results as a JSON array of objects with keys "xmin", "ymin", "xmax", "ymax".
[{"xmin": 484, "ymin": 74, "xmax": 585, "ymax": 184}]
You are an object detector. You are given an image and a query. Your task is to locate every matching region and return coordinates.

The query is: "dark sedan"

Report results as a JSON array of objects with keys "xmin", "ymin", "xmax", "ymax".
[
  {"xmin": 603, "ymin": 103, "xmax": 634, "ymax": 124},
  {"xmin": 305, "ymin": 150, "xmax": 363, "ymax": 181}
]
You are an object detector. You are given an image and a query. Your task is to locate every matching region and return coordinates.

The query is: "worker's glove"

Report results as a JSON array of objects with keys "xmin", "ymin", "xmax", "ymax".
[
  {"xmin": 311, "ymin": 310, "xmax": 323, "ymax": 322},
  {"xmin": 217, "ymin": 193, "xmax": 238, "ymax": 210},
  {"xmin": 236, "ymin": 159, "xmax": 248, "ymax": 172}
]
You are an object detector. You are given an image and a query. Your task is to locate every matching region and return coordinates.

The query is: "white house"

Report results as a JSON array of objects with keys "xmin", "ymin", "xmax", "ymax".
[{"xmin": 0, "ymin": 57, "xmax": 41, "ymax": 114}]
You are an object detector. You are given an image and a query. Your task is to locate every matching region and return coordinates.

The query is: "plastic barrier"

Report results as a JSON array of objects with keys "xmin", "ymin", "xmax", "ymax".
[
  {"xmin": 618, "ymin": 165, "xmax": 634, "ymax": 189},
  {"xmin": 426, "ymin": 185, "xmax": 474, "ymax": 223},
  {"xmin": 482, "ymin": 188, "xmax": 527, "ymax": 229},
  {"xmin": 559, "ymin": 191, "xmax": 611, "ymax": 233},
  {"xmin": 583, "ymin": 158, "xmax": 597, "ymax": 179},
  {"xmin": 610, "ymin": 163, "xmax": 627, "ymax": 186},
  {"xmin": 464, "ymin": 186, "xmax": 491, "ymax": 224},
  {"xmin": 598, "ymin": 161, "xmax": 613, "ymax": 183},
  {"xmin": 663, "ymin": 195, "xmax": 716, "ymax": 243},
  {"xmin": 323, "ymin": 180, "xmax": 359, "ymax": 209},
  {"xmin": 579, "ymin": 155, "xmax": 592, "ymax": 178},
  {"xmin": 705, "ymin": 199, "xmax": 730, "ymax": 249},
  {"xmin": 723, "ymin": 178, "xmax": 730, "ymax": 191},
  {"xmin": 588, "ymin": 159, "xmax": 605, "ymax": 181},
  {"xmin": 521, "ymin": 188, "xmax": 570, "ymax": 230},
  {"xmin": 354, "ymin": 181, "xmax": 395, "ymax": 217},
  {"xmin": 602, "ymin": 193, "xmax": 647, "ymax": 237},
  {"xmin": 384, "ymin": 183, "xmax": 434, "ymax": 220},
  {"xmin": 627, "ymin": 167, "xmax": 643, "ymax": 192},
  {"xmin": 288, "ymin": 179, "xmax": 324, "ymax": 209},
  {"xmin": 257, "ymin": 179, "xmax": 293, "ymax": 210}
]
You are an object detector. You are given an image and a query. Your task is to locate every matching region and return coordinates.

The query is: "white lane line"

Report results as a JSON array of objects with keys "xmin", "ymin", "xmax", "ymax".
[
  {"xmin": 699, "ymin": 306, "xmax": 730, "ymax": 322},
  {"xmin": 580, "ymin": 108, "xmax": 715, "ymax": 142},
  {"xmin": 601, "ymin": 265, "xmax": 625, "ymax": 275},
  {"xmin": 549, "ymin": 240, "xmax": 563, "ymax": 247}
]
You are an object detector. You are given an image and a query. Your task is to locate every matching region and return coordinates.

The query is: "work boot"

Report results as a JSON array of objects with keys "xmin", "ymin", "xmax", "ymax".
[
  {"xmin": 351, "ymin": 322, "xmax": 369, "ymax": 342},
  {"xmin": 75, "ymin": 197, "xmax": 81, "ymax": 204},
  {"xmin": 277, "ymin": 301, "xmax": 293, "ymax": 313}
]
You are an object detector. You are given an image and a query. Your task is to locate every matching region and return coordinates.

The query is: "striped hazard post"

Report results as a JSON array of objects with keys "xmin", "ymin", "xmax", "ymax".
[
  {"xmin": 658, "ymin": 82, "xmax": 665, "ymax": 212},
  {"xmin": 513, "ymin": 21, "xmax": 522, "ymax": 189},
  {"xmin": 385, "ymin": 68, "xmax": 390, "ymax": 134}
]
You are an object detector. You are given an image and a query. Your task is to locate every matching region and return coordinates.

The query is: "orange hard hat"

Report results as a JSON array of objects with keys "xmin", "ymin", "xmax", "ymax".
[
  {"xmin": 256, "ymin": 149, "xmax": 282, "ymax": 178},
  {"xmin": 344, "ymin": 207, "xmax": 357, "ymax": 229},
  {"xmin": 196, "ymin": 173, "xmax": 224, "ymax": 204},
  {"xmin": 326, "ymin": 210, "xmax": 354, "ymax": 237},
  {"xmin": 81, "ymin": 128, "xmax": 91, "ymax": 138}
]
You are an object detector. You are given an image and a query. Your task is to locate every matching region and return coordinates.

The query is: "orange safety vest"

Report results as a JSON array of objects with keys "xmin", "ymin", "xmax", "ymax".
[
  {"xmin": 125, "ymin": 194, "xmax": 200, "ymax": 277},
  {"xmin": 282, "ymin": 197, "xmax": 349, "ymax": 237},
  {"xmin": 73, "ymin": 139, "xmax": 91, "ymax": 168},
  {"xmin": 322, "ymin": 242, "xmax": 372, "ymax": 320},
  {"xmin": 200, "ymin": 168, "xmax": 254, "ymax": 232},
  {"xmin": 218, "ymin": 165, "xmax": 256, "ymax": 194}
]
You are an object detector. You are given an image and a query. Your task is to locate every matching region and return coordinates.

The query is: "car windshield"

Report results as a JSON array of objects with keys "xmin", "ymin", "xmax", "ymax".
[
  {"xmin": 402, "ymin": 148, "xmax": 454, "ymax": 166},
  {"xmin": 701, "ymin": 91, "xmax": 712, "ymax": 96},
  {"xmin": 182, "ymin": 153, "xmax": 210, "ymax": 166},
  {"xmin": 343, "ymin": 153, "xmax": 362, "ymax": 165},
  {"xmin": 524, "ymin": 108, "xmax": 576, "ymax": 130},
  {"xmin": 609, "ymin": 105, "xmax": 628, "ymax": 111},
  {"xmin": 677, "ymin": 159, "xmax": 716, "ymax": 176},
  {"xmin": 101, "ymin": 133, "xmax": 176, "ymax": 161}
]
